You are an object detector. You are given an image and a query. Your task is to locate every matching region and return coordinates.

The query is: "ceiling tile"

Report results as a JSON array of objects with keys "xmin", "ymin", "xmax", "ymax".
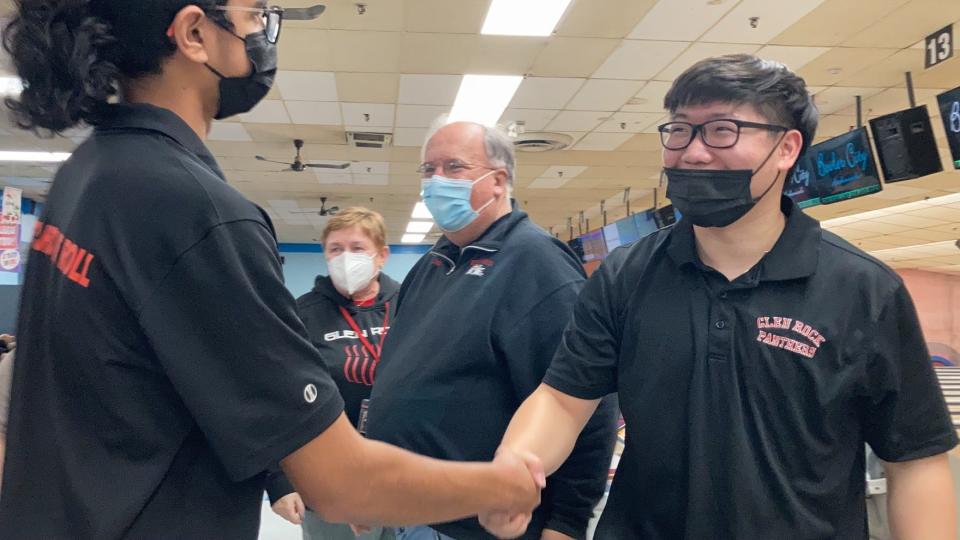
[
  {"xmin": 654, "ymin": 43, "xmax": 761, "ymax": 81},
  {"xmin": 353, "ymin": 174, "xmax": 390, "ymax": 186},
  {"xmin": 843, "ymin": 0, "xmax": 960, "ymax": 48},
  {"xmin": 702, "ymin": 0, "xmax": 829, "ymax": 45},
  {"xmin": 621, "ymin": 81, "xmax": 673, "ymax": 113},
  {"xmin": 499, "ymin": 109, "xmax": 562, "ymax": 132},
  {"xmin": 509, "ymin": 78, "xmax": 586, "ymax": 109},
  {"xmin": 556, "ymin": 0, "xmax": 657, "ymax": 38},
  {"xmin": 400, "ymin": 33, "xmax": 476, "ymax": 74},
  {"xmin": 399, "ymin": 74, "xmax": 462, "ymax": 106},
  {"xmin": 208, "ymin": 123, "xmax": 252, "ymax": 142},
  {"xmin": 567, "ymin": 79, "xmax": 645, "ymax": 112},
  {"xmin": 755, "ymin": 45, "xmax": 830, "ymax": 71},
  {"xmin": 393, "ymin": 127, "xmax": 430, "ymax": 148},
  {"xmin": 284, "ymin": 101, "xmax": 343, "ymax": 126},
  {"xmin": 277, "ymin": 29, "xmax": 334, "ymax": 71},
  {"xmin": 573, "ymin": 132, "xmax": 635, "ymax": 151},
  {"xmin": 341, "ymin": 103, "xmax": 396, "ymax": 128},
  {"xmin": 595, "ymin": 112, "xmax": 664, "ymax": 133},
  {"xmin": 276, "ymin": 71, "xmax": 338, "ymax": 101},
  {"xmin": 592, "ymin": 40, "xmax": 690, "ymax": 80},
  {"xmin": 329, "ymin": 31, "xmax": 402, "ymax": 72},
  {"xmin": 336, "ymin": 73, "xmax": 400, "ymax": 103},
  {"xmin": 814, "ymin": 87, "xmax": 885, "ymax": 115},
  {"xmin": 770, "ymin": 0, "xmax": 909, "ymax": 46},
  {"xmin": 403, "ymin": 0, "xmax": 489, "ymax": 34},
  {"xmin": 467, "ymin": 36, "xmax": 548, "ymax": 74},
  {"xmin": 797, "ymin": 47, "xmax": 899, "ymax": 86},
  {"xmin": 237, "ymin": 100, "xmax": 291, "ymax": 124},
  {"xmin": 528, "ymin": 177, "xmax": 570, "ymax": 189},
  {"xmin": 396, "ymin": 105, "xmax": 450, "ymax": 128},
  {"xmin": 628, "ymin": 0, "xmax": 738, "ymax": 41},
  {"xmin": 529, "ymin": 38, "xmax": 622, "ymax": 78},
  {"xmin": 546, "ymin": 111, "xmax": 611, "ymax": 132},
  {"xmin": 834, "ymin": 49, "xmax": 926, "ymax": 89}
]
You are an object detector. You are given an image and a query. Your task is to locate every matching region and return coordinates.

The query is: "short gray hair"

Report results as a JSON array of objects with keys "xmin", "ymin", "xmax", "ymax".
[{"xmin": 423, "ymin": 118, "xmax": 516, "ymax": 185}]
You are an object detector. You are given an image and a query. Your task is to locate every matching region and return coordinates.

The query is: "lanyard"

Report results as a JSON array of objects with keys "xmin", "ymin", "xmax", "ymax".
[{"xmin": 338, "ymin": 302, "xmax": 390, "ymax": 363}]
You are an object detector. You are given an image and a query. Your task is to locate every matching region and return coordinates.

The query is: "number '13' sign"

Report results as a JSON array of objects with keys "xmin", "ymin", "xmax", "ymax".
[{"xmin": 925, "ymin": 24, "xmax": 953, "ymax": 69}]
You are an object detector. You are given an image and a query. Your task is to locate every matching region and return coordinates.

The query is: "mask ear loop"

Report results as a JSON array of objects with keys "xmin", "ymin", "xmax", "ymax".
[{"xmin": 750, "ymin": 130, "xmax": 789, "ymax": 203}]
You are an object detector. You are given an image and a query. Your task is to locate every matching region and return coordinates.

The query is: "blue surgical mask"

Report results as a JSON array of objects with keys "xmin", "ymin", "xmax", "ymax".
[{"xmin": 420, "ymin": 171, "xmax": 496, "ymax": 232}]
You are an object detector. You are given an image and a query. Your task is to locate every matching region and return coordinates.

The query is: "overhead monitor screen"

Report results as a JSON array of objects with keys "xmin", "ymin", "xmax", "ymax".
[
  {"xmin": 809, "ymin": 127, "xmax": 882, "ymax": 204},
  {"xmin": 937, "ymin": 86, "xmax": 960, "ymax": 169}
]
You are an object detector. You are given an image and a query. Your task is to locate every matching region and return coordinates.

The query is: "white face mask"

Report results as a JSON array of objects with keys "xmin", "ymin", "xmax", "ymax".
[{"xmin": 328, "ymin": 252, "xmax": 378, "ymax": 296}]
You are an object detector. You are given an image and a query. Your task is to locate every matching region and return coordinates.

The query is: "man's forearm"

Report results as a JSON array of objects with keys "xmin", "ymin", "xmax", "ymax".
[
  {"xmin": 282, "ymin": 414, "xmax": 539, "ymax": 526},
  {"xmin": 501, "ymin": 384, "xmax": 601, "ymax": 476},
  {"xmin": 887, "ymin": 453, "xmax": 956, "ymax": 540}
]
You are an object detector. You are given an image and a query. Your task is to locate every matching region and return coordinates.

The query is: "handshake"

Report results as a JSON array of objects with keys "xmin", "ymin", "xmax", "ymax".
[{"xmin": 478, "ymin": 447, "xmax": 548, "ymax": 539}]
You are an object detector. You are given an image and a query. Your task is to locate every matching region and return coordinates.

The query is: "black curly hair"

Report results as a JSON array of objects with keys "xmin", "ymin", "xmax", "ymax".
[
  {"xmin": 664, "ymin": 54, "xmax": 820, "ymax": 160},
  {"xmin": 3, "ymin": 0, "xmax": 227, "ymax": 134}
]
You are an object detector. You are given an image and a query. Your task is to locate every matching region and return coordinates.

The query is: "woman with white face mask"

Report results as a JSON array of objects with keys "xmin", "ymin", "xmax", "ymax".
[{"xmin": 267, "ymin": 207, "xmax": 397, "ymax": 540}]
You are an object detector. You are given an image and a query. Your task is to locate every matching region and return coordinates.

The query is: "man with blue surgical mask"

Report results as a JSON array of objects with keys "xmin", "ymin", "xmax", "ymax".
[{"xmin": 365, "ymin": 121, "xmax": 618, "ymax": 540}]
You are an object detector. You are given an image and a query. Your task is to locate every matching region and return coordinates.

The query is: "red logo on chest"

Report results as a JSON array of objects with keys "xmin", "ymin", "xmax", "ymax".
[{"xmin": 755, "ymin": 316, "xmax": 827, "ymax": 359}]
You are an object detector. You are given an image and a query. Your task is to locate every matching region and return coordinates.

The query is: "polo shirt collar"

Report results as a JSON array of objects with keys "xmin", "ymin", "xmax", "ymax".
[
  {"xmin": 94, "ymin": 103, "xmax": 225, "ymax": 181},
  {"xmin": 666, "ymin": 196, "xmax": 821, "ymax": 282}
]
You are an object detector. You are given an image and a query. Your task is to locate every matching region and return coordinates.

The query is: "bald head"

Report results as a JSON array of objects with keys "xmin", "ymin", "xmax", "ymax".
[{"xmin": 423, "ymin": 121, "xmax": 515, "ymax": 185}]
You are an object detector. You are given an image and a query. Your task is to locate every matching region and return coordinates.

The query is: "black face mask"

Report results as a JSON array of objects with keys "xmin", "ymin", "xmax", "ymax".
[
  {"xmin": 206, "ymin": 30, "xmax": 277, "ymax": 120},
  {"xmin": 664, "ymin": 136, "xmax": 784, "ymax": 228}
]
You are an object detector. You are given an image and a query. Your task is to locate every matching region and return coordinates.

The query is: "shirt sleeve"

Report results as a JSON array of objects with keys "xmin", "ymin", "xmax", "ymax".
[
  {"xmin": 264, "ymin": 467, "xmax": 296, "ymax": 505},
  {"xmin": 138, "ymin": 220, "xmax": 344, "ymax": 481},
  {"xmin": 862, "ymin": 283, "xmax": 958, "ymax": 461},
  {"xmin": 543, "ymin": 254, "xmax": 624, "ymax": 400}
]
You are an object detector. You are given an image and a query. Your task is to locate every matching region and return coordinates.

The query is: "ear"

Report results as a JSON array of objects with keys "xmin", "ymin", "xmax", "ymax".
[
  {"xmin": 167, "ymin": 5, "xmax": 212, "ymax": 65},
  {"xmin": 493, "ymin": 169, "xmax": 510, "ymax": 196},
  {"xmin": 378, "ymin": 245, "xmax": 390, "ymax": 265},
  {"xmin": 777, "ymin": 129, "xmax": 804, "ymax": 172}
]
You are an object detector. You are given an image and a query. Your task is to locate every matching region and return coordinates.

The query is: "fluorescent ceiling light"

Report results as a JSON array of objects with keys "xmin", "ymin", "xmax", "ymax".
[
  {"xmin": 481, "ymin": 0, "xmax": 573, "ymax": 36},
  {"xmin": 401, "ymin": 233, "xmax": 426, "ymax": 244},
  {"xmin": 406, "ymin": 221, "xmax": 434, "ymax": 233},
  {"xmin": 412, "ymin": 201, "xmax": 432, "ymax": 219},
  {"xmin": 0, "ymin": 151, "xmax": 71, "ymax": 163},
  {"xmin": 0, "ymin": 77, "xmax": 23, "ymax": 96},
  {"xmin": 448, "ymin": 74, "xmax": 523, "ymax": 127}
]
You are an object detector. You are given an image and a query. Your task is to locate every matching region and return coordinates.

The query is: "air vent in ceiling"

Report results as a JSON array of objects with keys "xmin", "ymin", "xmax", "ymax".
[
  {"xmin": 513, "ymin": 132, "xmax": 574, "ymax": 152},
  {"xmin": 346, "ymin": 131, "xmax": 393, "ymax": 149}
]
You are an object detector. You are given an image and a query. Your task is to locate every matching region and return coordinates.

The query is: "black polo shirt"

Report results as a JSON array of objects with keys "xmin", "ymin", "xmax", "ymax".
[
  {"xmin": 544, "ymin": 197, "xmax": 957, "ymax": 540},
  {"xmin": 0, "ymin": 104, "xmax": 344, "ymax": 539}
]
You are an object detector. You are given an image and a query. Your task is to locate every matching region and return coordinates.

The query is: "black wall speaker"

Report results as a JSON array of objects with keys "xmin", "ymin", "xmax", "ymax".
[{"xmin": 868, "ymin": 105, "xmax": 943, "ymax": 183}]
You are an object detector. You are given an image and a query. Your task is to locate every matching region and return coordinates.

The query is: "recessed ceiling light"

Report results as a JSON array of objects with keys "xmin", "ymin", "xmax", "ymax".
[
  {"xmin": 406, "ymin": 221, "xmax": 434, "ymax": 233},
  {"xmin": 481, "ymin": 0, "xmax": 574, "ymax": 37},
  {"xmin": 401, "ymin": 233, "xmax": 426, "ymax": 244},
  {"xmin": 448, "ymin": 74, "xmax": 524, "ymax": 127},
  {"xmin": 411, "ymin": 201, "xmax": 432, "ymax": 219},
  {"xmin": 0, "ymin": 151, "xmax": 71, "ymax": 162}
]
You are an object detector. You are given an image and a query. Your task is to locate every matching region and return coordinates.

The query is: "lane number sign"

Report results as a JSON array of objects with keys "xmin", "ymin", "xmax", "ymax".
[{"xmin": 925, "ymin": 24, "xmax": 953, "ymax": 69}]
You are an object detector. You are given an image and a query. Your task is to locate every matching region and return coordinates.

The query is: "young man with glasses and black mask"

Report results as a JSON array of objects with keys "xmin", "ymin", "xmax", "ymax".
[
  {"xmin": 481, "ymin": 54, "xmax": 957, "ymax": 540},
  {"xmin": 0, "ymin": 2, "xmax": 544, "ymax": 539}
]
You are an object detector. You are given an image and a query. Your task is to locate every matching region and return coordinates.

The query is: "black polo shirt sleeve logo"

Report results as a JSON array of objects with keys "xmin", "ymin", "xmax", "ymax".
[
  {"xmin": 31, "ymin": 220, "xmax": 96, "ymax": 288},
  {"xmin": 755, "ymin": 315, "xmax": 828, "ymax": 359}
]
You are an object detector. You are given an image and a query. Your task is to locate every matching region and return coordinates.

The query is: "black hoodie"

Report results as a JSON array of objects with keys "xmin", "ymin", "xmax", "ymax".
[{"xmin": 265, "ymin": 271, "xmax": 400, "ymax": 503}]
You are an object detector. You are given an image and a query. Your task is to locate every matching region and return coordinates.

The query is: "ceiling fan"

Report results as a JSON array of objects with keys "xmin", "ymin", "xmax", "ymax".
[
  {"xmin": 255, "ymin": 139, "xmax": 350, "ymax": 172},
  {"xmin": 284, "ymin": 5, "xmax": 327, "ymax": 20},
  {"xmin": 291, "ymin": 196, "xmax": 340, "ymax": 216}
]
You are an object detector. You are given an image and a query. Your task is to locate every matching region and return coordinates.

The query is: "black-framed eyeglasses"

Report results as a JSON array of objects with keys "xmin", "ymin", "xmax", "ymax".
[
  {"xmin": 657, "ymin": 119, "xmax": 788, "ymax": 150},
  {"xmin": 416, "ymin": 159, "xmax": 495, "ymax": 178},
  {"xmin": 213, "ymin": 5, "xmax": 284, "ymax": 44}
]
